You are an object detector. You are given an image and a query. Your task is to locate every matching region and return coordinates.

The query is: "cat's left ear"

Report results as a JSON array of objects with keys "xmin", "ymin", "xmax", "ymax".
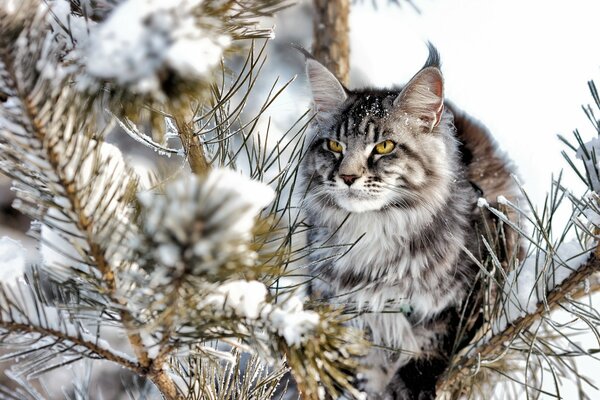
[{"xmin": 393, "ymin": 67, "xmax": 444, "ymax": 133}]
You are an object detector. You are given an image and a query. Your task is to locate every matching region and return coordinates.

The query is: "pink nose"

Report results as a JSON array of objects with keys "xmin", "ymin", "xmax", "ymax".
[{"xmin": 340, "ymin": 174, "xmax": 359, "ymax": 186}]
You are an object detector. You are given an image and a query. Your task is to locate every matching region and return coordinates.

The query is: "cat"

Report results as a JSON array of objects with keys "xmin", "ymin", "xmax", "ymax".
[{"xmin": 299, "ymin": 44, "xmax": 521, "ymax": 399}]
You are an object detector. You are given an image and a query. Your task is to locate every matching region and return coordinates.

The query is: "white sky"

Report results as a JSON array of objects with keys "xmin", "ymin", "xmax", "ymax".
[{"xmin": 350, "ymin": 0, "xmax": 600, "ymax": 210}]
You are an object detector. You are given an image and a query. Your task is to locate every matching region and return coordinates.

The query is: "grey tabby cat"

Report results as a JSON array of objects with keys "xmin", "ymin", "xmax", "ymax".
[{"xmin": 300, "ymin": 45, "xmax": 520, "ymax": 399}]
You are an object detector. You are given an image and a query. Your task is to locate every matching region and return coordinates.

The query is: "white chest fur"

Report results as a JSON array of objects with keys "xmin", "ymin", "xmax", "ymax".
[{"xmin": 309, "ymin": 205, "xmax": 459, "ymax": 349}]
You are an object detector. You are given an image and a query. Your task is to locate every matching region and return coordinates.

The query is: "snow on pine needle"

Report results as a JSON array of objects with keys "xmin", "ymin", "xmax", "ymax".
[
  {"xmin": 206, "ymin": 281, "xmax": 319, "ymax": 346},
  {"xmin": 80, "ymin": 0, "xmax": 231, "ymax": 98},
  {"xmin": 132, "ymin": 167, "xmax": 274, "ymax": 285},
  {"xmin": 0, "ymin": 237, "xmax": 27, "ymax": 282},
  {"xmin": 128, "ymin": 168, "xmax": 366, "ymax": 400},
  {"xmin": 575, "ymin": 135, "xmax": 600, "ymax": 193}
]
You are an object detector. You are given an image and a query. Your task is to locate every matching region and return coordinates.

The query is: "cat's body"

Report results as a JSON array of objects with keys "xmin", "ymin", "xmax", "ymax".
[{"xmin": 300, "ymin": 46, "xmax": 520, "ymax": 399}]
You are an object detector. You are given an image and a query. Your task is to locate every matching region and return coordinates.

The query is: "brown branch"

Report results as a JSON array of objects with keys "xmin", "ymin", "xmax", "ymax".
[
  {"xmin": 312, "ymin": 0, "xmax": 350, "ymax": 85},
  {"xmin": 24, "ymin": 97, "xmax": 152, "ymax": 365},
  {"xmin": 438, "ymin": 253, "xmax": 600, "ymax": 392},
  {"xmin": 174, "ymin": 111, "xmax": 210, "ymax": 176},
  {"xmin": 149, "ymin": 368, "xmax": 181, "ymax": 400}
]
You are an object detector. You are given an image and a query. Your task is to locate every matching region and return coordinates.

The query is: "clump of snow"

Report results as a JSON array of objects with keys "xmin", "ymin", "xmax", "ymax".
[
  {"xmin": 265, "ymin": 296, "xmax": 320, "ymax": 347},
  {"xmin": 206, "ymin": 280, "xmax": 268, "ymax": 320},
  {"xmin": 494, "ymin": 239, "xmax": 591, "ymax": 333},
  {"xmin": 477, "ymin": 197, "xmax": 489, "ymax": 208},
  {"xmin": 81, "ymin": 0, "xmax": 231, "ymax": 96},
  {"xmin": 0, "ymin": 237, "xmax": 26, "ymax": 282},
  {"xmin": 47, "ymin": 0, "xmax": 92, "ymax": 51},
  {"xmin": 134, "ymin": 168, "xmax": 274, "ymax": 281},
  {"xmin": 205, "ymin": 280, "xmax": 320, "ymax": 347},
  {"xmin": 497, "ymin": 195, "xmax": 508, "ymax": 205}
]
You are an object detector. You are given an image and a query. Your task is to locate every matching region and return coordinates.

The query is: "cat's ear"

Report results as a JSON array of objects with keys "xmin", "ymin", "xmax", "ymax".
[
  {"xmin": 306, "ymin": 58, "xmax": 348, "ymax": 122},
  {"xmin": 393, "ymin": 67, "xmax": 444, "ymax": 132}
]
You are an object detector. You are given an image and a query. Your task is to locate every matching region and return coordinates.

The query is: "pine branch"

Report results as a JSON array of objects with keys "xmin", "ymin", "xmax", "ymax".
[
  {"xmin": 10, "ymin": 54, "xmax": 154, "ymax": 376},
  {"xmin": 0, "ymin": 6, "xmax": 182, "ymax": 397},
  {"xmin": 439, "ymin": 251, "xmax": 600, "ymax": 393},
  {"xmin": 0, "ymin": 320, "xmax": 140, "ymax": 372}
]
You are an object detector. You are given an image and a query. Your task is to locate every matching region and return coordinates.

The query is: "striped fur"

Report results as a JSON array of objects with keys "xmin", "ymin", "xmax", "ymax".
[{"xmin": 300, "ymin": 46, "xmax": 520, "ymax": 399}]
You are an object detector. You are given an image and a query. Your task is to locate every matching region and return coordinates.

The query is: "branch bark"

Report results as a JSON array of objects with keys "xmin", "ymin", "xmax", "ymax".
[{"xmin": 312, "ymin": 0, "xmax": 350, "ymax": 85}]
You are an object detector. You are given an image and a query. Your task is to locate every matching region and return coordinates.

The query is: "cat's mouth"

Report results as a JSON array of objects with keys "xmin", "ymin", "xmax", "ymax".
[{"xmin": 345, "ymin": 188, "xmax": 367, "ymax": 198}]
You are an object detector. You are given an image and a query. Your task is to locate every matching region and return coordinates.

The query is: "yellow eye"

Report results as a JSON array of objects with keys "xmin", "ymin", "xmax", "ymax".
[
  {"xmin": 327, "ymin": 139, "xmax": 343, "ymax": 153},
  {"xmin": 374, "ymin": 140, "xmax": 395, "ymax": 155}
]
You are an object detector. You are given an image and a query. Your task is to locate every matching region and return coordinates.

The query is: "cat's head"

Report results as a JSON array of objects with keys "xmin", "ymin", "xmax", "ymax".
[{"xmin": 301, "ymin": 44, "xmax": 458, "ymax": 214}]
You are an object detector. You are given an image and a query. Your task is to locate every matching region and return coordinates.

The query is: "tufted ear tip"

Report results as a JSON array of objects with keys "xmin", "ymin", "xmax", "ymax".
[{"xmin": 394, "ymin": 66, "xmax": 445, "ymax": 132}]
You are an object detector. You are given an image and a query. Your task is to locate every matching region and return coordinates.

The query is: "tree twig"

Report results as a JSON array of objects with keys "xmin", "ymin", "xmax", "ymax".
[{"xmin": 175, "ymin": 110, "xmax": 210, "ymax": 176}]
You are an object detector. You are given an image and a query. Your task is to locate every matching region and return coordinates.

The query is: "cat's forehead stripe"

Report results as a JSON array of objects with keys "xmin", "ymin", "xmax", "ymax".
[
  {"xmin": 368, "ymin": 122, "xmax": 377, "ymax": 142},
  {"xmin": 337, "ymin": 121, "xmax": 344, "ymax": 140},
  {"xmin": 358, "ymin": 117, "xmax": 370, "ymax": 134}
]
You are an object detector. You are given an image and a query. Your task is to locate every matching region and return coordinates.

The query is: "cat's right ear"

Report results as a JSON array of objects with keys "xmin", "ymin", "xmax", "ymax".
[{"xmin": 305, "ymin": 58, "xmax": 348, "ymax": 122}]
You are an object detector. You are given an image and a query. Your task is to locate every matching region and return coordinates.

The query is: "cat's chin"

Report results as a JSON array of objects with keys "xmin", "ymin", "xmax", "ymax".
[{"xmin": 334, "ymin": 196, "xmax": 387, "ymax": 213}]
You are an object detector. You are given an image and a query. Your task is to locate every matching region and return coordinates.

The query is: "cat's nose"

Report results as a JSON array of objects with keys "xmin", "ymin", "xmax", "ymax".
[{"xmin": 340, "ymin": 174, "xmax": 359, "ymax": 186}]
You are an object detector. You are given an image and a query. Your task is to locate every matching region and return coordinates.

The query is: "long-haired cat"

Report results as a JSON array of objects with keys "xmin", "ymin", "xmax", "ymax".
[{"xmin": 300, "ymin": 44, "xmax": 520, "ymax": 399}]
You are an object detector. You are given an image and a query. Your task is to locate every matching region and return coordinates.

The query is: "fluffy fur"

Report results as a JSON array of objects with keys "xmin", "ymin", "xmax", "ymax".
[{"xmin": 300, "ymin": 45, "xmax": 520, "ymax": 399}]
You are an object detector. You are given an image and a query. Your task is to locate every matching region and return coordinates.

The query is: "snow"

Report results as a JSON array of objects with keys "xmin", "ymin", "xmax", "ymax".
[
  {"xmin": 265, "ymin": 296, "xmax": 320, "ymax": 347},
  {"xmin": 497, "ymin": 195, "xmax": 509, "ymax": 205},
  {"xmin": 495, "ymin": 239, "xmax": 592, "ymax": 333},
  {"xmin": 47, "ymin": 0, "xmax": 92, "ymax": 51},
  {"xmin": 204, "ymin": 280, "xmax": 320, "ymax": 347},
  {"xmin": 582, "ymin": 192, "xmax": 600, "ymax": 226},
  {"xmin": 0, "ymin": 237, "xmax": 26, "ymax": 282},
  {"xmin": 81, "ymin": 0, "xmax": 230, "ymax": 95},
  {"xmin": 477, "ymin": 197, "xmax": 489, "ymax": 208},
  {"xmin": 206, "ymin": 280, "xmax": 268, "ymax": 320}
]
